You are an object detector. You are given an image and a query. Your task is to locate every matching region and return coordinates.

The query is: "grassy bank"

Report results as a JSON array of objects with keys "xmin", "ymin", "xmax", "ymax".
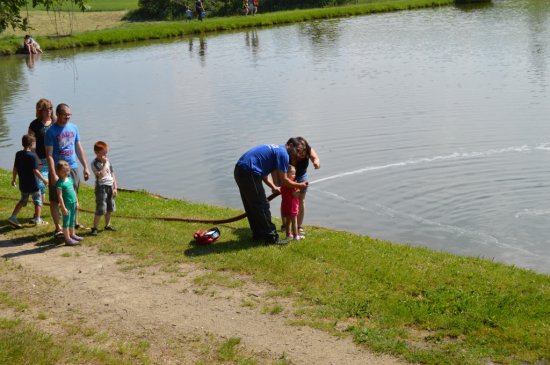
[
  {"xmin": 0, "ymin": 0, "xmax": 454, "ymax": 55},
  {"xmin": 0, "ymin": 168, "xmax": 548, "ymax": 364}
]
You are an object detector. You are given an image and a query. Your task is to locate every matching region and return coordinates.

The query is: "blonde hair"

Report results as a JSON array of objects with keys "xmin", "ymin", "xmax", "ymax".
[
  {"xmin": 55, "ymin": 160, "xmax": 70, "ymax": 174},
  {"xmin": 35, "ymin": 98, "xmax": 53, "ymax": 119}
]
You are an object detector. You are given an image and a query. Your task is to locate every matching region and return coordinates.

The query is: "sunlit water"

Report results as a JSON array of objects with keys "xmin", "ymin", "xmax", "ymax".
[{"xmin": 1, "ymin": 0, "xmax": 549, "ymax": 273}]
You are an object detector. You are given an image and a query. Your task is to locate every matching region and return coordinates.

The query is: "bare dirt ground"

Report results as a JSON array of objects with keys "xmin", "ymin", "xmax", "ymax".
[{"xmin": 0, "ymin": 236, "xmax": 406, "ymax": 364}]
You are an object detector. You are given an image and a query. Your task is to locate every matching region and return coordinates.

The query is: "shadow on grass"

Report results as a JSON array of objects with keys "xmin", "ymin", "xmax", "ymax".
[
  {"xmin": 0, "ymin": 225, "xmax": 64, "ymax": 258},
  {"xmin": 184, "ymin": 227, "xmax": 276, "ymax": 257}
]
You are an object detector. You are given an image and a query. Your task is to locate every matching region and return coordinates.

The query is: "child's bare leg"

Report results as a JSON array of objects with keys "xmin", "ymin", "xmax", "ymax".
[
  {"xmin": 69, "ymin": 227, "xmax": 75, "ymax": 238},
  {"xmin": 93, "ymin": 214, "xmax": 101, "ymax": 229},
  {"xmin": 10, "ymin": 202, "xmax": 24, "ymax": 218},
  {"xmin": 63, "ymin": 228, "xmax": 70, "ymax": 241},
  {"xmin": 284, "ymin": 215, "xmax": 291, "ymax": 237},
  {"xmin": 34, "ymin": 205, "xmax": 41, "ymax": 220},
  {"xmin": 104, "ymin": 212, "xmax": 112, "ymax": 227},
  {"xmin": 291, "ymin": 216, "xmax": 298, "ymax": 237}
]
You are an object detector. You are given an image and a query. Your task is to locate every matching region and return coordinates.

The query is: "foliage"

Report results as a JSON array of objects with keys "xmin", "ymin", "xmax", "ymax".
[
  {"xmin": 1, "ymin": 0, "xmax": 456, "ymax": 54},
  {"xmin": 0, "ymin": 0, "xmax": 87, "ymax": 33}
]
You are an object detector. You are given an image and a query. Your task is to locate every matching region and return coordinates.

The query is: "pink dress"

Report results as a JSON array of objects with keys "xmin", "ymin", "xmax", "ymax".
[{"xmin": 281, "ymin": 186, "xmax": 299, "ymax": 217}]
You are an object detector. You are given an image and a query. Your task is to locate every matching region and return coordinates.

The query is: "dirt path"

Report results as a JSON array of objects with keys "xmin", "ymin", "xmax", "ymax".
[{"xmin": 0, "ymin": 237, "xmax": 406, "ymax": 364}]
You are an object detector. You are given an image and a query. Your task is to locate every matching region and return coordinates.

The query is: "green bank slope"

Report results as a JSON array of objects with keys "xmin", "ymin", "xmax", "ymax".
[
  {"xmin": 0, "ymin": 0, "xmax": 453, "ymax": 55},
  {"xmin": 0, "ymin": 168, "xmax": 548, "ymax": 364}
]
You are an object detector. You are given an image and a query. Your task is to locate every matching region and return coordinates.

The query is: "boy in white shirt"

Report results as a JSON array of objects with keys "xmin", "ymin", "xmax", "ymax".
[{"xmin": 90, "ymin": 141, "xmax": 117, "ymax": 236}]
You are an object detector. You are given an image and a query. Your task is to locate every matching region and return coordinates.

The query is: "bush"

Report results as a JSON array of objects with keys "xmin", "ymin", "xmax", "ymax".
[{"xmin": 125, "ymin": 0, "xmax": 354, "ymax": 19}]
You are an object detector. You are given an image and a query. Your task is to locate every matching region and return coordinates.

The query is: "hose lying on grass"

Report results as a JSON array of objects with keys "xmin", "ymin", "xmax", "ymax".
[{"xmin": 0, "ymin": 190, "xmax": 281, "ymax": 224}]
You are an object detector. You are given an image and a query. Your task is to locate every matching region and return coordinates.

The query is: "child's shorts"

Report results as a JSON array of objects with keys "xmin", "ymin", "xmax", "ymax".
[
  {"xmin": 19, "ymin": 191, "xmax": 42, "ymax": 207},
  {"xmin": 95, "ymin": 185, "xmax": 116, "ymax": 216},
  {"xmin": 37, "ymin": 158, "xmax": 48, "ymax": 195}
]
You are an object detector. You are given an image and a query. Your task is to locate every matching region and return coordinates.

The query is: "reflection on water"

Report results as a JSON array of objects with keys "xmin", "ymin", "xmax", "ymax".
[
  {"xmin": 0, "ymin": 56, "xmax": 26, "ymax": 148},
  {"xmin": 526, "ymin": 0, "xmax": 549, "ymax": 85},
  {"xmin": 188, "ymin": 37, "xmax": 208, "ymax": 66},
  {"xmin": 0, "ymin": 0, "xmax": 549, "ymax": 274}
]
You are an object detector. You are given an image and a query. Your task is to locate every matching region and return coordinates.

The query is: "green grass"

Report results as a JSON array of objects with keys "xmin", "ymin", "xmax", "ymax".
[
  {"xmin": 0, "ymin": 167, "xmax": 549, "ymax": 364},
  {"xmin": 0, "ymin": 0, "xmax": 454, "ymax": 55},
  {"xmin": 30, "ymin": 0, "xmax": 139, "ymax": 11}
]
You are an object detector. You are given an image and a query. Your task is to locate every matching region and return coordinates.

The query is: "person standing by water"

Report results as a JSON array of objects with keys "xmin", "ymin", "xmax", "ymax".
[
  {"xmin": 196, "ymin": 0, "xmax": 205, "ymax": 20},
  {"xmin": 234, "ymin": 138, "xmax": 308, "ymax": 245},
  {"xmin": 27, "ymin": 98, "xmax": 54, "ymax": 224},
  {"xmin": 248, "ymin": 0, "xmax": 254, "ymax": 15},
  {"xmin": 45, "ymin": 103, "xmax": 90, "ymax": 238},
  {"xmin": 293, "ymin": 136, "xmax": 320, "ymax": 235},
  {"xmin": 7, "ymin": 135, "xmax": 49, "ymax": 228}
]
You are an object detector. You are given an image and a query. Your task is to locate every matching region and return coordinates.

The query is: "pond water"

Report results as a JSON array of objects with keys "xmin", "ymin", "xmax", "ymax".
[{"xmin": 1, "ymin": 0, "xmax": 549, "ymax": 274}]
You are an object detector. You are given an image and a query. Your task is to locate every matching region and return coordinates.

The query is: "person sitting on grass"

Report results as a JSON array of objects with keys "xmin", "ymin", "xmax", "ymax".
[
  {"xmin": 23, "ymin": 35, "xmax": 43, "ymax": 54},
  {"xmin": 7, "ymin": 134, "xmax": 49, "ymax": 228},
  {"xmin": 55, "ymin": 160, "xmax": 83, "ymax": 246},
  {"xmin": 90, "ymin": 141, "xmax": 117, "ymax": 237}
]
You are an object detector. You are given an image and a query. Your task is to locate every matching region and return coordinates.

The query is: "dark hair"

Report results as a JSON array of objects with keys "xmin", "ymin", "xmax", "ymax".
[
  {"xmin": 22, "ymin": 134, "xmax": 35, "ymax": 148},
  {"xmin": 56, "ymin": 103, "xmax": 70, "ymax": 115},
  {"xmin": 286, "ymin": 137, "xmax": 311, "ymax": 160}
]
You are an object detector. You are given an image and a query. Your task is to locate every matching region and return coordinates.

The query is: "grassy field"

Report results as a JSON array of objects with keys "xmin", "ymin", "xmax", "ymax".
[
  {"xmin": 0, "ymin": 0, "xmax": 455, "ymax": 55},
  {"xmin": 0, "ymin": 168, "xmax": 548, "ymax": 364},
  {"xmin": 31, "ymin": 0, "xmax": 139, "ymax": 11}
]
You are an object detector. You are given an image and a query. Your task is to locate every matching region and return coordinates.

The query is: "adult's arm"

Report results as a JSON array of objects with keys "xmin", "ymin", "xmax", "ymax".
[
  {"xmin": 75, "ymin": 141, "xmax": 90, "ymax": 181},
  {"xmin": 45, "ymin": 145, "xmax": 57, "ymax": 182},
  {"xmin": 274, "ymin": 169, "xmax": 307, "ymax": 190},
  {"xmin": 310, "ymin": 148, "xmax": 321, "ymax": 169}
]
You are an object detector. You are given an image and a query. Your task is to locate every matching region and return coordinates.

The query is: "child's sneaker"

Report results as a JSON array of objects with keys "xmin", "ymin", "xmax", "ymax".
[
  {"xmin": 104, "ymin": 225, "xmax": 116, "ymax": 231},
  {"xmin": 31, "ymin": 217, "xmax": 48, "ymax": 225},
  {"xmin": 90, "ymin": 227, "xmax": 99, "ymax": 236},
  {"xmin": 65, "ymin": 238, "xmax": 80, "ymax": 246},
  {"xmin": 286, "ymin": 233, "xmax": 293, "ymax": 239},
  {"xmin": 71, "ymin": 234, "xmax": 84, "ymax": 242},
  {"xmin": 293, "ymin": 235, "xmax": 305, "ymax": 240},
  {"xmin": 7, "ymin": 217, "xmax": 22, "ymax": 228}
]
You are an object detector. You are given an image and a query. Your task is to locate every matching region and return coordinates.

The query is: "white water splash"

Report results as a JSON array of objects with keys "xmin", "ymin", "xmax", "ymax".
[
  {"xmin": 514, "ymin": 209, "xmax": 550, "ymax": 218},
  {"xmin": 310, "ymin": 144, "xmax": 544, "ymax": 185}
]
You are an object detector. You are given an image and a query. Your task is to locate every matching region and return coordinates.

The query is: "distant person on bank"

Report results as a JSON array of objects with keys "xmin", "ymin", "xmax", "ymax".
[
  {"xmin": 23, "ymin": 35, "xmax": 42, "ymax": 54},
  {"xmin": 45, "ymin": 103, "xmax": 90, "ymax": 238},
  {"xmin": 234, "ymin": 138, "xmax": 309, "ymax": 245}
]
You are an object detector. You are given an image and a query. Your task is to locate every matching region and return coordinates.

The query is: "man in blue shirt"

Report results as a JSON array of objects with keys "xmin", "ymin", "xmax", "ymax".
[
  {"xmin": 234, "ymin": 138, "xmax": 308, "ymax": 245},
  {"xmin": 45, "ymin": 103, "xmax": 90, "ymax": 238}
]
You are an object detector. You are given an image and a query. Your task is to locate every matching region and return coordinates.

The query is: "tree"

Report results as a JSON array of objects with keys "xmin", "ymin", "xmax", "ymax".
[{"xmin": 0, "ymin": 0, "xmax": 86, "ymax": 33}]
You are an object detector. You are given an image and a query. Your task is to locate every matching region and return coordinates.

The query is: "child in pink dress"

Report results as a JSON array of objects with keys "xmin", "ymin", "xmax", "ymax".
[{"xmin": 280, "ymin": 165, "xmax": 305, "ymax": 240}]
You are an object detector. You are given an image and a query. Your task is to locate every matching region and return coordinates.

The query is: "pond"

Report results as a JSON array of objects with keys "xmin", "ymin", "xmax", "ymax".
[{"xmin": 1, "ymin": 0, "xmax": 549, "ymax": 273}]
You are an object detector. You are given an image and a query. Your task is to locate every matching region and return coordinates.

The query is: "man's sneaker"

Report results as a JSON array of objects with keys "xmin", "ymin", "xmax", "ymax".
[
  {"xmin": 65, "ymin": 238, "xmax": 80, "ymax": 246},
  {"xmin": 271, "ymin": 237, "xmax": 288, "ymax": 246},
  {"xmin": 54, "ymin": 231, "xmax": 65, "ymax": 239},
  {"xmin": 298, "ymin": 226, "xmax": 306, "ymax": 235},
  {"xmin": 71, "ymin": 234, "xmax": 84, "ymax": 242},
  {"xmin": 104, "ymin": 225, "xmax": 116, "ymax": 231},
  {"xmin": 90, "ymin": 227, "xmax": 99, "ymax": 236},
  {"xmin": 7, "ymin": 217, "xmax": 22, "ymax": 228}
]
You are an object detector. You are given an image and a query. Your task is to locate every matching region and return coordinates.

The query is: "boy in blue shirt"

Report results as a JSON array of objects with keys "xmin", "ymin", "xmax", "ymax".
[
  {"xmin": 234, "ymin": 138, "xmax": 308, "ymax": 245},
  {"xmin": 8, "ymin": 134, "xmax": 49, "ymax": 228}
]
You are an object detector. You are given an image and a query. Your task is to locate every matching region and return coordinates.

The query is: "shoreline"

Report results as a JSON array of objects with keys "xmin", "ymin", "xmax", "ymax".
[
  {"xmin": 0, "ymin": 167, "xmax": 549, "ymax": 363},
  {"xmin": 0, "ymin": 0, "xmax": 454, "ymax": 56}
]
